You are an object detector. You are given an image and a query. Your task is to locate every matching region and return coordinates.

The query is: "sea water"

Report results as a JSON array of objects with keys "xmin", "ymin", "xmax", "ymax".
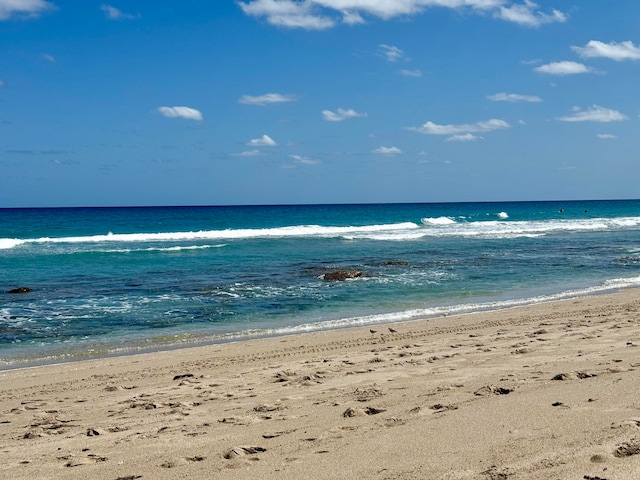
[{"xmin": 2, "ymin": 200, "xmax": 639, "ymax": 368}]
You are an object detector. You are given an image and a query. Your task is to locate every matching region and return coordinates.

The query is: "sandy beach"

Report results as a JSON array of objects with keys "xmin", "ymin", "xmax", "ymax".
[{"xmin": 1, "ymin": 289, "xmax": 640, "ymax": 479}]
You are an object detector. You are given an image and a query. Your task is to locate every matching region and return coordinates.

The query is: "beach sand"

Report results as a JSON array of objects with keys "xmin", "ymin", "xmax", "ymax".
[{"xmin": 2, "ymin": 290, "xmax": 640, "ymax": 480}]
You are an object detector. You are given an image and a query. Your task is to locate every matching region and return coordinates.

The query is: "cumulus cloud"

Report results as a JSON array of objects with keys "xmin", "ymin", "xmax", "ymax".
[
  {"xmin": 157, "ymin": 106, "xmax": 203, "ymax": 121},
  {"xmin": 101, "ymin": 4, "xmax": 139, "ymax": 20},
  {"xmin": 322, "ymin": 108, "xmax": 367, "ymax": 122},
  {"xmin": 495, "ymin": 0, "xmax": 566, "ymax": 27},
  {"xmin": 372, "ymin": 146, "xmax": 402, "ymax": 155},
  {"xmin": 408, "ymin": 118, "xmax": 510, "ymax": 136},
  {"xmin": 534, "ymin": 61, "xmax": 594, "ymax": 76},
  {"xmin": 248, "ymin": 134, "xmax": 278, "ymax": 146},
  {"xmin": 379, "ymin": 44, "xmax": 404, "ymax": 62},
  {"xmin": 572, "ymin": 40, "xmax": 640, "ymax": 61},
  {"xmin": 487, "ymin": 92, "xmax": 542, "ymax": 102},
  {"xmin": 290, "ymin": 154, "xmax": 320, "ymax": 165},
  {"xmin": 238, "ymin": 0, "xmax": 567, "ymax": 30},
  {"xmin": 239, "ymin": 93, "xmax": 297, "ymax": 105},
  {"xmin": 557, "ymin": 105, "xmax": 628, "ymax": 123},
  {"xmin": 0, "ymin": 0, "xmax": 54, "ymax": 20}
]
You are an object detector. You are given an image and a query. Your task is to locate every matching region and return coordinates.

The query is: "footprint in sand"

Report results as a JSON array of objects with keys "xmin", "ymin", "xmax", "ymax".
[{"xmin": 160, "ymin": 456, "xmax": 206, "ymax": 468}]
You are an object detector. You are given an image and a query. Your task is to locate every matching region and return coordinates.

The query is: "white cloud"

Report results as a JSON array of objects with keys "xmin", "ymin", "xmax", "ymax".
[
  {"xmin": 408, "ymin": 118, "xmax": 510, "ymax": 135},
  {"xmin": 248, "ymin": 134, "xmax": 278, "ymax": 146},
  {"xmin": 238, "ymin": 0, "xmax": 335, "ymax": 30},
  {"xmin": 233, "ymin": 150, "xmax": 263, "ymax": 157},
  {"xmin": 157, "ymin": 106, "xmax": 203, "ymax": 121},
  {"xmin": 238, "ymin": 0, "xmax": 567, "ymax": 30},
  {"xmin": 379, "ymin": 44, "xmax": 404, "ymax": 62},
  {"xmin": 342, "ymin": 10, "xmax": 364, "ymax": 25},
  {"xmin": 446, "ymin": 133, "xmax": 483, "ymax": 142},
  {"xmin": 0, "ymin": 80, "xmax": 4, "ymax": 87},
  {"xmin": 400, "ymin": 69, "xmax": 422, "ymax": 77},
  {"xmin": 534, "ymin": 61, "xmax": 595, "ymax": 75},
  {"xmin": 239, "ymin": 93, "xmax": 297, "ymax": 105},
  {"xmin": 487, "ymin": 92, "xmax": 542, "ymax": 103},
  {"xmin": 495, "ymin": 0, "xmax": 566, "ymax": 27},
  {"xmin": 290, "ymin": 154, "xmax": 320, "ymax": 164},
  {"xmin": 597, "ymin": 133, "xmax": 617, "ymax": 139},
  {"xmin": 372, "ymin": 146, "xmax": 402, "ymax": 155},
  {"xmin": 101, "ymin": 4, "xmax": 138, "ymax": 20},
  {"xmin": 0, "ymin": 0, "xmax": 54, "ymax": 20},
  {"xmin": 572, "ymin": 40, "xmax": 640, "ymax": 62},
  {"xmin": 42, "ymin": 53, "xmax": 55, "ymax": 62},
  {"xmin": 322, "ymin": 107, "xmax": 367, "ymax": 122},
  {"xmin": 557, "ymin": 105, "xmax": 628, "ymax": 123}
]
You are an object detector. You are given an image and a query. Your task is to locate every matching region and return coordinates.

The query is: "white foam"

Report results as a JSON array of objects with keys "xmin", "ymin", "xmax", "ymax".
[
  {"xmin": 498, "ymin": 212, "xmax": 509, "ymax": 219},
  {"xmin": 0, "ymin": 239, "xmax": 23, "ymax": 250},
  {"xmin": 421, "ymin": 216, "xmax": 456, "ymax": 226}
]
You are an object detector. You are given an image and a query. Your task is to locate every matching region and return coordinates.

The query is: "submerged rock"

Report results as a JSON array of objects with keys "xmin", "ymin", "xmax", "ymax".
[
  {"xmin": 321, "ymin": 270, "xmax": 362, "ymax": 281},
  {"xmin": 7, "ymin": 287, "xmax": 33, "ymax": 294}
]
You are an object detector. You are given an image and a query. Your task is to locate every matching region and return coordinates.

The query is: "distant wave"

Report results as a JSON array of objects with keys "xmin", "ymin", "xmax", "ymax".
[
  {"xmin": 2, "ymin": 216, "xmax": 640, "ymax": 249},
  {"xmin": 97, "ymin": 244, "xmax": 227, "ymax": 254},
  {"xmin": 421, "ymin": 216, "xmax": 456, "ymax": 226},
  {"xmin": 0, "ymin": 222, "xmax": 420, "ymax": 249}
]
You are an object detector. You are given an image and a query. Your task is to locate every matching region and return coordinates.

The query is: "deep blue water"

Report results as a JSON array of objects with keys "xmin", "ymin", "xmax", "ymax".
[{"xmin": 2, "ymin": 200, "xmax": 640, "ymax": 368}]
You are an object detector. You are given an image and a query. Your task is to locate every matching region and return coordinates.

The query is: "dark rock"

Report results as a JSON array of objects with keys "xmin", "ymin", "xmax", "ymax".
[
  {"xmin": 172, "ymin": 373, "xmax": 194, "ymax": 381},
  {"xmin": 321, "ymin": 270, "xmax": 362, "ymax": 281},
  {"xmin": 383, "ymin": 261, "xmax": 409, "ymax": 266},
  {"xmin": 7, "ymin": 287, "xmax": 32, "ymax": 294}
]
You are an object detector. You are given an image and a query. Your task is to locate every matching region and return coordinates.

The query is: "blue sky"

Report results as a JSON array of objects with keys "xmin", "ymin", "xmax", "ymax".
[{"xmin": 1, "ymin": 1, "xmax": 639, "ymax": 207}]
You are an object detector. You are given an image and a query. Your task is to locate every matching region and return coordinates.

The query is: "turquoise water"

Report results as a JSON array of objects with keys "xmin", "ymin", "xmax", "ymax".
[{"xmin": 2, "ymin": 200, "xmax": 640, "ymax": 368}]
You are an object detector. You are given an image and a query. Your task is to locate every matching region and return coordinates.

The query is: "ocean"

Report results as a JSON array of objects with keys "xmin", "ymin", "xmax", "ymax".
[{"xmin": 2, "ymin": 200, "xmax": 640, "ymax": 369}]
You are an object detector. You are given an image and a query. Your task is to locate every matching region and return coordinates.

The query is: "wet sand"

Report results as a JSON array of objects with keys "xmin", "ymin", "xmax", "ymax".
[{"xmin": 2, "ymin": 289, "xmax": 640, "ymax": 479}]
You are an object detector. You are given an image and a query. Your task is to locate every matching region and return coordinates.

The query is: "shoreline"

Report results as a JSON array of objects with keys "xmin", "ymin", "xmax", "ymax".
[
  {"xmin": 3, "ymin": 281, "xmax": 638, "ymax": 372},
  {"xmin": 2, "ymin": 288, "xmax": 640, "ymax": 479}
]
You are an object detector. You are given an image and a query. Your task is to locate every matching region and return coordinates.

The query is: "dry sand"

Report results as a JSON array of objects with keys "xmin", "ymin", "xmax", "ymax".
[{"xmin": 2, "ymin": 289, "xmax": 640, "ymax": 479}]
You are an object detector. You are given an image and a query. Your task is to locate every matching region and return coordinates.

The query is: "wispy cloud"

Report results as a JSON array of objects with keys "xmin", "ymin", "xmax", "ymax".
[
  {"xmin": 5, "ymin": 149, "xmax": 71, "ymax": 155},
  {"xmin": 572, "ymin": 40, "xmax": 640, "ymax": 61},
  {"xmin": 408, "ymin": 118, "xmax": 510, "ymax": 136},
  {"xmin": 0, "ymin": 0, "xmax": 54, "ymax": 20},
  {"xmin": 597, "ymin": 133, "xmax": 617, "ymax": 139},
  {"xmin": 233, "ymin": 149, "xmax": 263, "ymax": 157},
  {"xmin": 487, "ymin": 92, "xmax": 542, "ymax": 103},
  {"xmin": 248, "ymin": 134, "xmax": 278, "ymax": 146},
  {"xmin": 379, "ymin": 44, "xmax": 404, "ymax": 62},
  {"xmin": 372, "ymin": 146, "xmax": 402, "ymax": 155},
  {"xmin": 239, "ymin": 93, "xmax": 297, "ymax": 106},
  {"xmin": 557, "ymin": 105, "xmax": 628, "ymax": 123},
  {"xmin": 157, "ymin": 106, "xmax": 203, "ymax": 121},
  {"xmin": 101, "ymin": 4, "xmax": 139, "ymax": 20},
  {"xmin": 341, "ymin": 10, "xmax": 364, "ymax": 25},
  {"xmin": 322, "ymin": 108, "xmax": 367, "ymax": 122},
  {"xmin": 42, "ymin": 53, "xmax": 55, "ymax": 62},
  {"xmin": 495, "ymin": 0, "xmax": 566, "ymax": 27},
  {"xmin": 534, "ymin": 61, "xmax": 595, "ymax": 76},
  {"xmin": 400, "ymin": 69, "xmax": 422, "ymax": 78},
  {"xmin": 238, "ymin": 0, "xmax": 567, "ymax": 30},
  {"xmin": 290, "ymin": 154, "xmax": 320, "ymax": 165}
]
